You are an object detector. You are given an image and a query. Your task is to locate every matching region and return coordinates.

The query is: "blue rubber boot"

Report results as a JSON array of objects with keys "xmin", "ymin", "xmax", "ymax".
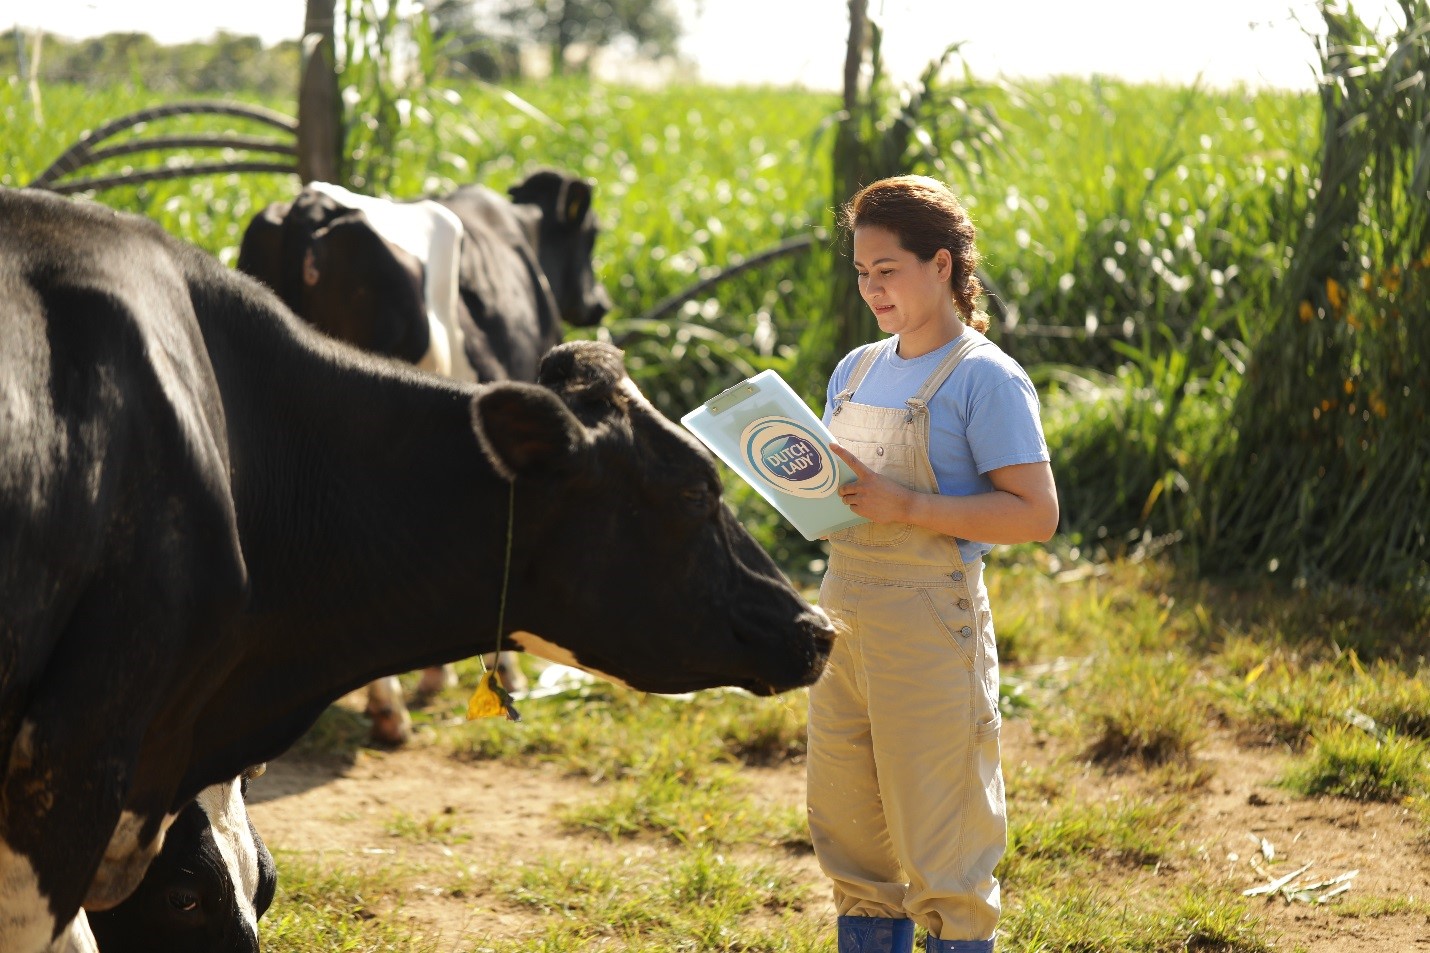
[
  {"xmin": 924, "ymin": 935, "xmax": 994, "ymax": 952},
  {"xmin": 837, "ymin": 915, "xmax": 915, "ymax": 953}
]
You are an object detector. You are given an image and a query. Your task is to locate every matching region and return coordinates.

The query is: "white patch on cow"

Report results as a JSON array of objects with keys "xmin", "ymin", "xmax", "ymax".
[
  {"xmin": 506, "ymin": 631, "xmax": 632, "ymax": 689},
  {"xmin": 307, "ymin": 182, "xmax": 475, "ymax": 384},
  {"xmin": 194, "ymin": 780, "xmax": 260, "ymax": 935},
  {"xmin": 0, "ymin": 836, "xmax": 57, "ymax": 953},
  {"xmin": 85, "ymin": 810, "xmax": 173, "ymax": 911},
  {"xmin": 415, "ymin": 312, "xmax": 453, "ymax": 377},
  {"xmin": 49, "ymin": 911, "xmax": 98, "ymax": 953}
]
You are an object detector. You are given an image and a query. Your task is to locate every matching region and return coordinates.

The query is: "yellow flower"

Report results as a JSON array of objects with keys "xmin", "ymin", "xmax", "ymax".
[
  {"xmin": 1361, "ymin": 272, "xmax": 1373, "ymax": 291},
  {"xmin": 1326, "ymin": 277, "xmax": 1344, "ymax": 310},
  {"xmin": 1343, "ymin": 379, "xmax": 1355, "ymax": 395},
  {"xmin": 1299, "ymin": 300, "xmax": 1315, "ymax": 321},
  {"xmin": 1369, "ymin": 394, "xmax": 1388, "ymax": 418}
]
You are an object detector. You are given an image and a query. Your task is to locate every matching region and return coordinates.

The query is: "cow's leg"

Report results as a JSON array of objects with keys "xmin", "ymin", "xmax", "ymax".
[
  {"xmin": 408, "ymin": 654, "xmax": 529, "ymax": 718},
  {"xmin": 414, "ymin": 655, "xmax": 528, "ymax": 701},
  {"xmin": 1, "ymin": 707, "xmax": 147, "ymax": 953},
  {"xmin": 489, "ymin": 652, "xmax": 529, "ymax": 693},
  {"xmin": 414, "ymin": 664, "xmax": 458, "ymax": 700},
  {"xmin": 365, "ymin": 677, "xmax": 413, "ymax": 746}
]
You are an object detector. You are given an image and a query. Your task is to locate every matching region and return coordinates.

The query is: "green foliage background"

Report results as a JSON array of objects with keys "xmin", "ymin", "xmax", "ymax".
[{"xmin": 2, "ymin": 0, "xmax": 1425, "ymax": 596}]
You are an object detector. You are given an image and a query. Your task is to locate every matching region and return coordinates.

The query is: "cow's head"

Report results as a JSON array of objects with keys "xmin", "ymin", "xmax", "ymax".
[
  {"xmin": 87, "ymin": 773, "xmax": 277, "ymax": 953},
  {"xmin": 237, "ymin": 191, "xmax": 431, "ymax": 365},
  {"xmin": 508, "ymin": 170, "xmax": 612, "ymax": 328},
  {"xmin": 471, "ymin": 341, "xmax": 834, "ymax": 696}
]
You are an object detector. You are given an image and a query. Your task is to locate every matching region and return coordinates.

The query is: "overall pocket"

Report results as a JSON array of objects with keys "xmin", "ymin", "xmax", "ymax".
[{"xmin": 827, "ymin": 438, "xmax": 916, "ymax": 548}]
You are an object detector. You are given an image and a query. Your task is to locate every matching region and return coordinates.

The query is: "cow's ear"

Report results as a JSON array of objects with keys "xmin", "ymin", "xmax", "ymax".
[
  {"xmin": 560, "ymin": 178, "xmax": 592, "ymax": 225},
  {"xmin": 236, "ymin": 201, "xmax": 291, "ymax": 291},
  {"xmin": 471, "ymin": 383, "xmax": 588, "ymax": 480}
]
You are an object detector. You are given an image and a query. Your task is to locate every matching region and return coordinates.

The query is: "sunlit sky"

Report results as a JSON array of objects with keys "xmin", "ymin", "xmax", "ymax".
[{"xmin": 3, "ymin": 0, "xmax": 1411, "ymax": 91}]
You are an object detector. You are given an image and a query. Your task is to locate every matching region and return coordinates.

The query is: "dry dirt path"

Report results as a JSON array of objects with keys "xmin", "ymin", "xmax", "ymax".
[{"xmin": 247, "ymin": 706, "xmax": 1430, "ymax": 951}]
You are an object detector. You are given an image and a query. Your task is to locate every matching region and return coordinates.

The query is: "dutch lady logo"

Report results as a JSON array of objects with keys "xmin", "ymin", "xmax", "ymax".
[{"xmin": 740, "ymin": 416, "xmax": 840, "ymax": 500}]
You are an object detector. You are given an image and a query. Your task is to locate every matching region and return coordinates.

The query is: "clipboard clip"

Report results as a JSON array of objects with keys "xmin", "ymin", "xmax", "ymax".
[{"xmin": 705, "ymin": 382, "xmax": 757, "ymax": 415}]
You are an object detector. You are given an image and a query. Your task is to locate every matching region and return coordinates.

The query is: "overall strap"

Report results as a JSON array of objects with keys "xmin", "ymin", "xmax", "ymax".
[
  {"xmin": 903, "ymin": 330, "xmax": 991, "ymax": 421},
  {"xmin": 831, "ymin": 339, "xmax": 893, "ymax": 415}
]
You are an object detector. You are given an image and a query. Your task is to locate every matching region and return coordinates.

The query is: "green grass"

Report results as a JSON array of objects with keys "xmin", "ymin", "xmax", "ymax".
[
  {"xmin": 384, "ymin": 808, "xmax": 474, "ymax": 845},
  {"xmin": 263, "ymin": 855, "xmax": 439, "ymax": 952},
  {"xmin": 1003, "ymin": 793, "xmax": 1186, "ymax": 883},
  {"xmin": 475, "ymin": 849, "xmax": 829, "ymax": 952},
  {"xmin": 263, "ymin": 551, "xmax": 1430, "ymax": 950},
  {"xmin": 1282, "ymin": 725, "xmax": 1430, "ymax": 802},
  {"xmin": 1074, "ymin": 649, "xmax": 1209, "ymax": 766},
  {"xmin": 1001, "ymin": 888, "xmax": 1279, "ymax": 953}
]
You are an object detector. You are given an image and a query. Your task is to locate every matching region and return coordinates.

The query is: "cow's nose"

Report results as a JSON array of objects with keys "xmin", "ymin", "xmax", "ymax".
[{"xmin": 802, "ymin": 608, "xmax": 837, "ymax": 655}]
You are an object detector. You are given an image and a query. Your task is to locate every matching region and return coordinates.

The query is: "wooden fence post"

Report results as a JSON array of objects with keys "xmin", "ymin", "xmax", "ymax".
[
  {"xmin": 829, "ymin": 0, "xmax": 870, "ymax": 357},
  {"xmin": 298, "ymin": 0, "xmax": 342, "ymax": 184}
]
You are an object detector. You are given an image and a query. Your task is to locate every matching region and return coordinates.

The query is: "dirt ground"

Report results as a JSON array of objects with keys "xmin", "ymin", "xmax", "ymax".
[{"xmin": 247, "ymin": 695, "xmax": 1430, "ymax": 952}]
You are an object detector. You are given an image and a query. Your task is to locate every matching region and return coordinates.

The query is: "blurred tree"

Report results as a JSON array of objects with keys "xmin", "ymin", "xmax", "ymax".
[
  {"xmin": 482, "ymin": 0, "xmax": 682, "ymax": 76},
  {"xmin": 7, "ymin": 30, "xmax": 298, "ymax": 95},
  {"xmin": 428, "ymin": 0, "xmax": 521, "ymax": 80}
]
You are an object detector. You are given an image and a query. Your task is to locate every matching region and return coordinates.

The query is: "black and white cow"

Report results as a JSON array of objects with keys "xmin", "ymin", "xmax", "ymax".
[
  {"xmin": 236, "ymin": 168, "xmax": 611, "ymax": 384},
  {"xmin": 237, "ymin": 170, "xmax": 613, "ymax": 742},
  {"xmin": 0, "ymin": 187, "xmax": 832, "ymax": 953},
  {"xmin": 86, "ymin": 774, "xmax": 277, "ymax": 953}
]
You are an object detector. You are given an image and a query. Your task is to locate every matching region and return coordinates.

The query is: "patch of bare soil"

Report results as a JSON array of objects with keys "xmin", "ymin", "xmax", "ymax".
[
  {"xmin": 1162, "ymin": 735, "xmax": 1430, "ymax": 953},
  {"xmin": 247, "ymin": 699, "xmax": 1429, "ymax": 952}
]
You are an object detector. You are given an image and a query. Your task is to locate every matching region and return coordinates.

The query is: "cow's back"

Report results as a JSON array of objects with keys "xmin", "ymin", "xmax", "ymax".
[{"xmin": 434, "ymin": 186, "xmax": 561, "ymax": 382}]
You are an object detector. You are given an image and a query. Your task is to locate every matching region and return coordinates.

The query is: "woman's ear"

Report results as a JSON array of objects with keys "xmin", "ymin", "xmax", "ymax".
[{"xmin": 934, "ymin": 248, "xmax": 954, "ymax": 281}]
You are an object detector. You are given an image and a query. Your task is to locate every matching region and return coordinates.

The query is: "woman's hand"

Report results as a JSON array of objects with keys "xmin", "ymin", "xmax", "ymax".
[{"xmin": 830, "ymin": 442, "xmax": 913, "ymax": 524}]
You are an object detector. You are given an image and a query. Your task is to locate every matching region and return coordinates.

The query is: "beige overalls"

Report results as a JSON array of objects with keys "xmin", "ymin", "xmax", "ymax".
[{"xmin": 808, "ymin": 333, "xmax": 1006, "ymax": 943}]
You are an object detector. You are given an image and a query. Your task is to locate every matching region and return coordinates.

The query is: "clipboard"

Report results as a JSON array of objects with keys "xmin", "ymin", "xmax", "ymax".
[{"xmin": 681, "ymin": 370, "xmax": 867, "ymax": 541}]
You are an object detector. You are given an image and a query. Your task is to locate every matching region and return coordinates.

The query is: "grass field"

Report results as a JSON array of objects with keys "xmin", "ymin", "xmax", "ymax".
[{"xmin": 249, "ymin": 553, "xmax": 1428, "ymax": 952}]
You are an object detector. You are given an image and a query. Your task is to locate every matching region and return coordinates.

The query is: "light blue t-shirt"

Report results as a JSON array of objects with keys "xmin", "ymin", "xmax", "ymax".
[{"xmin": 822, "ymin": 331, "xmax": 1050, "ymax": 565}]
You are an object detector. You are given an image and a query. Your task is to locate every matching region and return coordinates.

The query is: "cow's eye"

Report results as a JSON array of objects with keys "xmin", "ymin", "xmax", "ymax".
[
  {"xmin": 682, "ymin": 485, "xmax": 713, "ymax": 515},
  {"xmin": 167, "ymin": 889, "xmax": 201, "ymax": 913}
]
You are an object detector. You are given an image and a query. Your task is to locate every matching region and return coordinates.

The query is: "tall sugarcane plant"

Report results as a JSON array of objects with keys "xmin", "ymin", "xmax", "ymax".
[{"xmin": 1197, "ymin": 0, "xmax": 1430, "ymax": 591}]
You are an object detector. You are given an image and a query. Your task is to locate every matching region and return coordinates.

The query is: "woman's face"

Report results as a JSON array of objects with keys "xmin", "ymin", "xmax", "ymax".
[{"xmin": 852, "ymin": 225, "xmax": 951, "ymax": 338}]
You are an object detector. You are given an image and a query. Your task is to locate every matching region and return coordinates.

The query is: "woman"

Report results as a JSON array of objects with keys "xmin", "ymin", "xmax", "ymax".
[{"xmin": 810, "ymin": 175, "xmax": 1059, "ymax": 953}]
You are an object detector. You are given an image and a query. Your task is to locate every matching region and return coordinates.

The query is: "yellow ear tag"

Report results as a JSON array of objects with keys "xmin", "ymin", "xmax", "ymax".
[{"xmin": 466, "ymin": 670, "xmax": 521, "ymax": 722}]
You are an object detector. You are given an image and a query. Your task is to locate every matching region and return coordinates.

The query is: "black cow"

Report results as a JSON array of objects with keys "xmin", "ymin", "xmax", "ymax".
[
  {"xmin": 0, "ymin": 188, "xmax": 832, "ymax": 953},
  {"xmin": 237, "ymin": 171, "xmax": 613, "ymax": 741},
  {"xmin": 86, "ymin": 775, "xmax": 277, "ymax": 953}
]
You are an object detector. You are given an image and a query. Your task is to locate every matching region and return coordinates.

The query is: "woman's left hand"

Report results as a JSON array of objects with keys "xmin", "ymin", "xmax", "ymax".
[{"xmin": 830, "ymin": 442, "xmax": 913, "ymax": 524}]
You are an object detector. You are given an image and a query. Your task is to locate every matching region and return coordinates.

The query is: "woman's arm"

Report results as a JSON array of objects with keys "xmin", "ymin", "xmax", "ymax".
[{"xmin": 831, "ymin": 443, "xmax": 1059, "ymax": 544}]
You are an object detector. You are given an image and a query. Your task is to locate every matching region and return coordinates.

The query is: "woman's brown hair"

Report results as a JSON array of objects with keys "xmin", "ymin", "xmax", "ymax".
[{"xmin": 838, "ymin": 175, "xmax": 988, "ymax": 332}]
